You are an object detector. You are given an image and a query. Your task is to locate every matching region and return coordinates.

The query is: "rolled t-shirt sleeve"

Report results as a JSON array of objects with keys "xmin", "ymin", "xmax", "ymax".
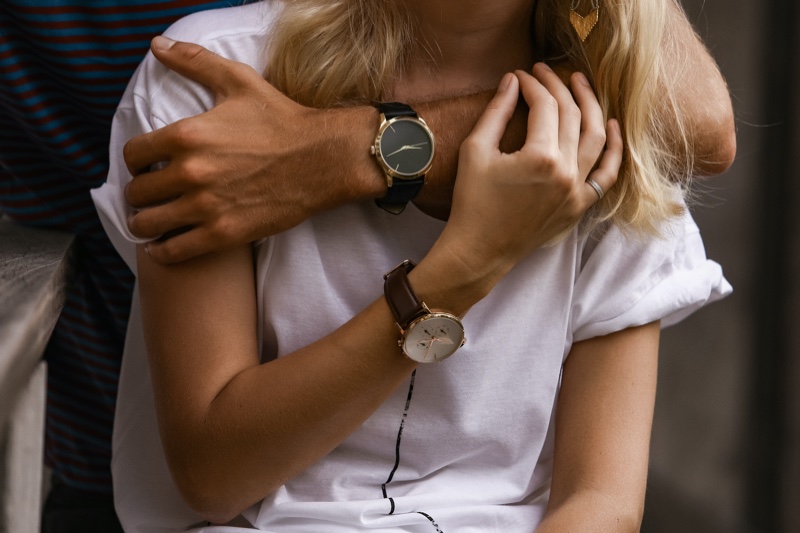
[
  {"xmin": 91, "ymin": 97, "xmax": 155, "ymax": 275},
  {"xmin": 91, "ymin": 11, "xmax": 271, "ymax": 276},
  {"xmin": 571, "ymin": 209, "xmax": 732, "ymax": 342}
]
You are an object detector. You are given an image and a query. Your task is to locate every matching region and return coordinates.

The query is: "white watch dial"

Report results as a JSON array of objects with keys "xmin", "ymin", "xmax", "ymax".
[{"xmin": 402, "ymin": 313, "xmax": 465, "ymax": 363}]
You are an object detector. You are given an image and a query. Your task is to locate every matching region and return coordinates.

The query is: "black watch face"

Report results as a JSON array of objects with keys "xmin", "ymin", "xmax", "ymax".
[{"xmin": 378, "ymin": 117, "xmax": 435, "ymax": 178}]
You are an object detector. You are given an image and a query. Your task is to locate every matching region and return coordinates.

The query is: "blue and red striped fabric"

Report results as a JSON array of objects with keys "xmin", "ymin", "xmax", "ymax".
[{"xmin": 1, "ymin": 0, "xmax": 251, "ymax": 494}]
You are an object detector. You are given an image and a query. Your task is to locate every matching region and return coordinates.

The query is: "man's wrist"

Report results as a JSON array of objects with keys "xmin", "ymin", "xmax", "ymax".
[{"xmin": 325, "ymin": 106, "xmax": 386, "ymax": 203}]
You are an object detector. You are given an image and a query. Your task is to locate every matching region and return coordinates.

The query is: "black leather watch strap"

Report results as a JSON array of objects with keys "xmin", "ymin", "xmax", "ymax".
[
  {"xmin": 375, "ymin": 178, "xmax": 425, "ymax": 215},
  {"xmin": 383, "ymin": 260, "xmax": 427, "ymax": 329},
  {"xmin": 376, "ymin": 102, "xmax": 417, "ymax": 119}
]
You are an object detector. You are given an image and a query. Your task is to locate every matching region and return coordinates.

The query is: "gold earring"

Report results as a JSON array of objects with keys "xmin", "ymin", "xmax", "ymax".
[{"xmin": 569, "ymin": 0, "xmax": 600, "ymax": 42}]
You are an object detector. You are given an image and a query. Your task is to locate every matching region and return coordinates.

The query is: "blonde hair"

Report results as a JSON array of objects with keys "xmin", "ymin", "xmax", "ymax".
[
  {"xmin": 266, "ymin": 0, "xmax": 412, "ymax": 108},
  {"xmin": 267, "ymin": 0, "xmax": 692, "ymax": 234}
]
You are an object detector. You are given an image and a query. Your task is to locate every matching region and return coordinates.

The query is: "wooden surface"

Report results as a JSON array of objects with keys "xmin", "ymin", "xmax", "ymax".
[
  {"xmin": 1, "ymin": 362, "xmax": 47, "ymax": 533},
  {"xmin": 0, "ymin": 220, "xmax": 72, "ymax": 431},
  {"xmin": 0, "ymin": 220, "xmax": 73, "ymax": 533}
]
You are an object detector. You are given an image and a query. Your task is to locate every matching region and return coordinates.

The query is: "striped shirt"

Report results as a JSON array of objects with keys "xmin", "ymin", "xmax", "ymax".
[{"xmin": 0, "ymin": 0, "xmax": 252, "ymax": 494}]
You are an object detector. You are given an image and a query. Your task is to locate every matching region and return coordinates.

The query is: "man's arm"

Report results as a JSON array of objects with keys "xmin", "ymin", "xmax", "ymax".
[
  {"xmin": 124, "ymin": 8, "xmax": 734, "ymax": 263},
  {"xmin": 122, "ymin": 38, "xmax": 525, "ymax": 262},
  {"xmin": 664, "ymin": 0, "xmax": 736, "ymax": 175}
]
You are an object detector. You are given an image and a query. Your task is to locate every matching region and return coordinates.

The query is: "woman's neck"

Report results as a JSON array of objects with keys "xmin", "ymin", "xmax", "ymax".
[{"xmin": 393, "ymin": 0, "xmax": 536, "ymax": 100}]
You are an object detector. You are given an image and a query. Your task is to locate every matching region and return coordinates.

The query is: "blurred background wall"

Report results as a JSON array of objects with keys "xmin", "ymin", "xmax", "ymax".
[{"xmin": 642, "ymin": 0, "xmax": 799, "ymax": 531}]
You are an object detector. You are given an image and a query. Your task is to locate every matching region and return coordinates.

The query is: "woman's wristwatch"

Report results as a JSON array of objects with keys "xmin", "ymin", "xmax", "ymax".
[
  {"xmin": 383, "ymin": 260, "xmax": 465, "ymax": 363},
  {"xmin": 371, "ymin": 103, "xmax": 435, "ymax": 214}
]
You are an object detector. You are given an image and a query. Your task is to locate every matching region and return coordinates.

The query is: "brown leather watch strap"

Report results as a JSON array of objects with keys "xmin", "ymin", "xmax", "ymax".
[{"xmin": 383, "ymin": 260, "xmax": 427, "ymax": 329}]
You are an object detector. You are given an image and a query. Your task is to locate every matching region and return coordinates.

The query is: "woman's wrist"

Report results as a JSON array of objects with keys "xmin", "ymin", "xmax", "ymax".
[{"xmin": 409, "ymin": 237, "xmax": 513, "ymax": 317}]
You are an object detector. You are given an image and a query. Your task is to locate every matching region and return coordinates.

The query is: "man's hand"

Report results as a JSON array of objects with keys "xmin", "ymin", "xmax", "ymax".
[{"xmin": 123, "ymin": 37, "xmax": 383, "ymax": 263}]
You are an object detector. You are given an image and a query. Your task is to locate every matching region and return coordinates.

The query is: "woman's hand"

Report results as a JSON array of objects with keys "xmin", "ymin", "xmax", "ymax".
[{"xmin": 436, "ymin": 64, "xmax": 623, "ymax": 281}]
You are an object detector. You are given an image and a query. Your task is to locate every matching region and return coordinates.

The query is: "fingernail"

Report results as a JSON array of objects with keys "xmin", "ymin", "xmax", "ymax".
[
  {"xmin": 499, "ymin": 73, "xmax": 513, "ymax": 92},
  {"xmin": 539, "ymin": 62, "xmax": 553, "ymax": 72},
  {"xmin": 575, "ymin": 72, "xmax": 590, "ymax": 86},
  {"xmin": 152, "ymin": 36, "xmax": 175, "ymax": 51}
]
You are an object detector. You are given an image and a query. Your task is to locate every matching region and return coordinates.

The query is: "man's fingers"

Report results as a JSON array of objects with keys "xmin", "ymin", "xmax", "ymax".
[
  {"xmin": 150, "ymin": 36, "xmax": 260, "ymax": 97},
  {"xmin": 125, "ymin": 164, "xmax": 191, "ymax": 209},
  {"xmin": 582, "ymin": 119, "xmax": 622, "ymax": 205},
  {"xmin": 127, "ymin": 196, "xmax": 202, "ymax": 239},
  {"xmin": 467, "ymin": 73, "xmax": 520, "ymax": 148},
  {"xmin": 570, "ymin": 71, "xmax": 608, "ymax": 179},
  {"xmin": 123, "ymin": 127, "xmax": 175, "ymax": 177},
  {"xmin": 142, "ymin": 225, "xmax": 217, "ymax": 264}
]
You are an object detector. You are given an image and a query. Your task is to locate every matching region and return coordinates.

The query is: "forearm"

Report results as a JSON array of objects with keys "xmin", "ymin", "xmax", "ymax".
[
  {"xmin": 137, "ymin": 241, "xmax": 505, "ymax": 523},
  {"xmin": 535, "ymin": 490, "xmax": 643, "ymax": 533},
  {"xmin": 665, "ymin": 0, "xmax": 736, "ymax": 174},
  {"xmin": 538, "ymin": 323, "xmax": 660, "ymax": 533}
]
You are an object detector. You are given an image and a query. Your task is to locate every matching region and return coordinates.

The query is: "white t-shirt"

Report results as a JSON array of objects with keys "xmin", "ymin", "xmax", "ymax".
[{"xmin": 91, "ymin": 3, "xmax": 732, "ymax": 532}]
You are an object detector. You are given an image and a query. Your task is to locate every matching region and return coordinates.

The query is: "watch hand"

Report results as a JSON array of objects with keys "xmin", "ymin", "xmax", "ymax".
[
  {"xmin": 423, "ymin": 338, "xmax": 435, "ymax": 360},
  {"xmin": 385, "ymin": 143, "xmax": 427, "ymax": 158},
  {"xmin": 385, "ymin": 145, "xmax": 411, "ymax": 158}
]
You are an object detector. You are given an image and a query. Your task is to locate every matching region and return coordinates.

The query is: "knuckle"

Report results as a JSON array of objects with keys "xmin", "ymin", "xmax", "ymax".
[
  {"xmin": 122, "ymin": 141, "xmax": 137, "ymax": 172},
  {"xmin": 586, "ymin": 127, "xmax": 607, "ymax": 152},
  {"xmin": 533, "ymin": 148, "xmax": 560, "ymax": 173},
  {"xmin": 542, "ymin": 94, "xmax": 559, "ymax": 114},
  {"xmin": 192, "ymin": 190, "xmax": 220, "ymax": 215},
  {"xmin": 179, "ymin": 158, "xmax": 210, "ymax": 187},
  {"xmin": 565, "ymin": 103, "xmax": 582, "ymax": 123},
  {"xmin": 181, "ymin": 42, "xmax": 210, "ymax": 65},
  {"xmin": 228, "ymin": 61, "xmax": 258, "ymax": 82},
  {"xmin": 170, "ymin": 120, "xmax": 203, "ymax": 149},
  {"xmin": 124, "ymin": 180, "xmax": 141, "ymax": 205},
  {"xmin": 209, "ymin": 217, "xmax": 236, "ymax": 242},
  {"xmin": 156, "ymin": 241, "xmax": 182, "ymax": 264},
  {"xmin": 554, "ymin": 172, "xmax": 575, "ymax": 193},
  {"xmin": 127, "ymin": 212, "xmax": 145, "ymax": 236}
]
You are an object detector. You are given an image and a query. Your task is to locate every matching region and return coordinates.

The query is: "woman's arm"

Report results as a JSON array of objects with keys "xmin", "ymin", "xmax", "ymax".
[
  {"xmin": 136, "ymin": 243, "xmax": 419, "ymax": 523},
  {"xmin": 535, "ymin": 321, "xmax": 661, "ymax": 532},
  {"xmin": 135, "ymin": 66, "xmax": 623, "ymax": 524}
]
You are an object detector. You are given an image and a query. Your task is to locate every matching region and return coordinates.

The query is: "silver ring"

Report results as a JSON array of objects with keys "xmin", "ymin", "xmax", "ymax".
[{"xmin": 586, "ymin": 178, "xmax": 604, "ymax": 200}]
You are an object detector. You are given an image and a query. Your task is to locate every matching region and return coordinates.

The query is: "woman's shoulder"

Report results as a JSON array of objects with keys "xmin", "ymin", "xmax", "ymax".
[
  {"xmin": 162, "ymin": 1, "xmax": 281, "ymax": 47},
  {"xmin": 124, "ymin": 1, "xmax": 279, "ymax": 127}
]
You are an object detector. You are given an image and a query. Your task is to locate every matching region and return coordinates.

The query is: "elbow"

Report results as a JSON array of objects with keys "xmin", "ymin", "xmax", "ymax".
[
  {"xmin": 165, "ymin": 447, "xmax": 282, "ymax": 525},
  {"xmin": 620, "ymin": 506, "xmax": 645, "ymax": 533},
  {"xmin": 696, "ymin": 125, "xmax": 737, "ymax": 176},
  {"xmin": 169, "ymin": 460, "xmax": 245, "ymax": 524},
  {"xmin": 693, "ymin": 104, "xmax": 738, "ymax": 177}
]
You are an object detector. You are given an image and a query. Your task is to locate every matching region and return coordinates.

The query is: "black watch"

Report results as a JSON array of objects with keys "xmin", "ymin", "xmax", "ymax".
[
  {"xmin": 371, "ymin": 103, "xmax": 435, "ymax": 214},
  {"xmin": 383, "ymin": 260, "xmax": 465, "ymax": 363}
]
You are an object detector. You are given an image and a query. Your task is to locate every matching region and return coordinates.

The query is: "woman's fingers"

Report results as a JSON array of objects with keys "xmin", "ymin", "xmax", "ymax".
[
  {"xmin": 466, "ymin": 73, "xmax": 520, "ymax": 149},
  {"xmin": 569, "ymin": 71, "xmax": 608, "ymax": 179},
  {"xmin": 515, "ymin": 69, "xmax": 559, "ymax": 151},
  {"xmin": 531, "ymin": 63, "xmax": 581, "ymax": 160},
  {"xmin": 582, "ymin": 119, "xmax": 623, "ymax": 205}
]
